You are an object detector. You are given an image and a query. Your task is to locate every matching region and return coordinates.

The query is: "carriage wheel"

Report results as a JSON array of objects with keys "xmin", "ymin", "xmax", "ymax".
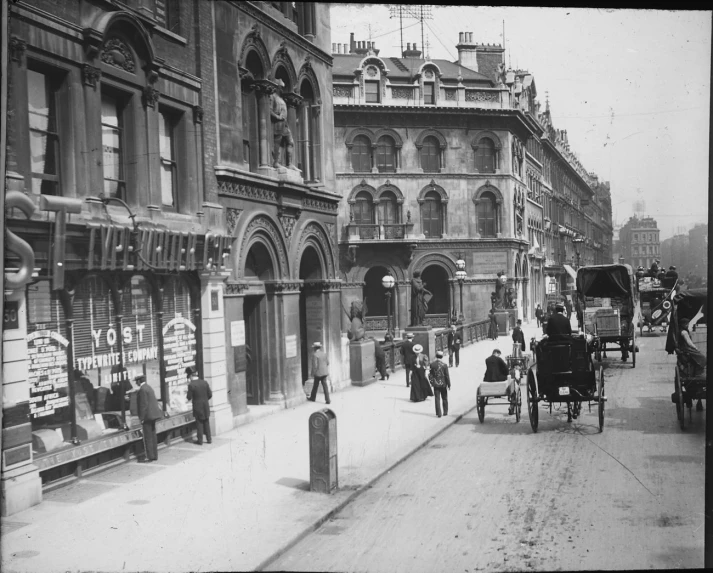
[
  {"xmin": 477, "ymin": 396, "xmax": 485, "ymax": 424},
  {"xmin": 527, "ymin": 372, "xmax": 539, "ymax": 433},
  {"xmin": 515, "ymin": 387, "xmax": 522, "ymax": 423},
  {"xmin": 675, "ymin": 367, "xmax": 685, "ymax": 430},
  {"xmin": 597, "ymin": 365, "xmax": 605, "ymax": 432}
]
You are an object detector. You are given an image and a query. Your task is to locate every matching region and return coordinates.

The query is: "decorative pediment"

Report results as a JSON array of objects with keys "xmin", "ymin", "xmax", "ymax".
[{"xmin": 101, "ymin": 37, "xmax": 136, "ymax": 73}]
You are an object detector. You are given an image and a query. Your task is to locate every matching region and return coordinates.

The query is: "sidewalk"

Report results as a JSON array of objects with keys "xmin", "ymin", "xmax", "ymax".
[{"xmin": 1, "ymin": 323, "xmax": 541, "ymax": 573}]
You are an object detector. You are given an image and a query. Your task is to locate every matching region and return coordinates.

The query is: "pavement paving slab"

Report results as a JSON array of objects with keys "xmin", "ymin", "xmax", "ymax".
[{"xmin": 1, "ymin": 323, "xmax": 541, "ymax": 573}]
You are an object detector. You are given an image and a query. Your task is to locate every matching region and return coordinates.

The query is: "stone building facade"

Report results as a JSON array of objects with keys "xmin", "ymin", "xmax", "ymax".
[{"xmin": 619, "ymin": 216, "xmax": 661, "ymax": 271}]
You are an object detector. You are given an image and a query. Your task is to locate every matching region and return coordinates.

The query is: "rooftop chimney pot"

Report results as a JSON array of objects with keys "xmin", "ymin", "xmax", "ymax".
[{"xmin": 459, "ymin": 32, "xmax": 464, "ymax": 43}]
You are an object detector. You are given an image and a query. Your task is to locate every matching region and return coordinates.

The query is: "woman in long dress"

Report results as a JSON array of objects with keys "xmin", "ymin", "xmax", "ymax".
[
  {"xmin": 488, "ymin": 309, "xmax": 499, "ymax": 340},
  {"xmin": 409, "ymin": 345, "xmax": 433, "ymax": 402}
]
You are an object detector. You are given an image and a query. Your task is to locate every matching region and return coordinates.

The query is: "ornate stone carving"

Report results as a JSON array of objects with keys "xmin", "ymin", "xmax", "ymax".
[
  {"xmin": 217, "ymin": 180, "xmax": 278, "ymax": 203},
  {"xmin": 193, "ymin": 105, "xmax": 204, "ymax": 124},
  {"xmin": 278, "ymin": 214, "xmax": 298, "ymax": 241},
  {"xmin": 226, "ymin": 208, "xmax": 243, "ymax": 236},
  {"xmin": 142, "ymin": 87, "xmax": 160, "ymax": 108},
  {"xmin": 333, "ymin": 86, "xmax": 353, "ymax": 98},
  {"xmin": 9, "ymin": 37, "xmax": 27, "ymax": 64},
  {"xmin": 325, "ymin": 222, "xmax": 336, "ymax": 245},
  {"xmin": 424, "ymin": 69, "xmax": 434, "ymax": 79},
  {"xmin": 391, "ymin": 87, "xmax": 413, "ymax": 99},
  {"xmin": 101, "ymin": 38, "xmax": 136, "ymax": 73},
  {"xmin": 302, "ymin": 198, "xmax": 338, "ymax": 213},
  {"xmin": 445, "ymin": 89, "xmax": 457, "ymax": 101},
  {"xmin": 465, "ymin": 90, "xmax": 498, "ymax": 103},
  {"xmin": 366, "ymin": 66, "xmax": 378, "ymax": 78},
  {"xmin": 225, "ymin": 282, "xmax": 248, "ymax": 295},
  {"xmin": 239, "ymin": 216, "xmax": 289, "ymax": 277},
  {"xmin": 82, "ymin": 64, "xmax": 102, "ymax": 88}
]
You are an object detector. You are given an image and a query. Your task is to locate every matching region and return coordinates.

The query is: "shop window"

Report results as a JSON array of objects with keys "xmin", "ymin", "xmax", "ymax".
[
  {"xmin": 159, "ymin": 109, "xmax": 178, "ymax": 208},
  {"xmin": 351, "ymin": 135, "xmax": 372, "ymax": 172},
  {"xmin": 423, "ymin": 82, "xmax": 435, "ymax": 105},
  {"xmin": 475, "ymin": 137, "xmax": 495, "ymax": 173},
  {"xmin": 365, "ymin": 80, "xmax": 380, "ymax": 103},
  {"xmin": 353, "ymin": 191, "xmax": 374, "ymax": 224},
  {"xmin": 378, "ymin": 191, "xmax": 399, "ymax": 224},
  {"xmin": 375, "ymin": 136, "xmax": 396, "ymax": 172},
  {"xmin": 421, "ymin": 191, "xmax": 443, "ymax": 238},
  {"xmin": 27, "ymin": 69, "xmax": 61, "ymax": 196},
  {"xmin": 420, "ymin": 136, "xmax": 440, "ymax": 173},
  {"xmin": 101, "ymin": 92, "xmax": 127, "ymax": 199},
  {"xmin": 477, "ymin": 191, "xmax": 497, "ymax": 237}
]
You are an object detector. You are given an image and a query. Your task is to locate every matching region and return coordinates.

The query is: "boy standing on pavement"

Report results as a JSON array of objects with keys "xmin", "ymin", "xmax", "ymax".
[
  {"xmin": 309, "ymin": 342, "xmax": 331, "ymax": 404},
  {"xmin": 447, "ymin": 325, "xmax": 461, "ymax": 368},
  {"xmin": 186, "ymin": 367, "xmax": 213, "ymax": 445},
  {"xmin": 429, "ymin": 350, "xmax": 451, "ymax": 417}
]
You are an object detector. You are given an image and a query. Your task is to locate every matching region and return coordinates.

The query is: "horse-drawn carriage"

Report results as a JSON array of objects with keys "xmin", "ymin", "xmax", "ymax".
[
  {"xmin": 666, "ymin": 289, "xmax": 707, "ymax": 430},
  {"xmin": 637, "ymin": 275, "xmax": 677, "ymax": 335},
  {"xmin": 576, "ymin": 264, "xmax": 640, "ymax": 367},
  {"xmin": 526, "ymin": 333, "xmax": 605, "ymax": 432}
]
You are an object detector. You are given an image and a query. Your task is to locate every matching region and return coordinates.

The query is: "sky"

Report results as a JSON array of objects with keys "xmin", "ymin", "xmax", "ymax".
[{"xmin": 329, "ymin": 5, "xmax": 712, "ymax": 240}]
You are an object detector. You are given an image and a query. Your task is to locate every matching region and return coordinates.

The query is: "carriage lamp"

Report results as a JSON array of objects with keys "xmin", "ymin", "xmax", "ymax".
[
  {"xmin": 455, "ymin": 259, "xmax": 467, "ymax": 324},
  {"xmin": 382, "ymin": 274, "xmax": 396, "ymax": 342}
]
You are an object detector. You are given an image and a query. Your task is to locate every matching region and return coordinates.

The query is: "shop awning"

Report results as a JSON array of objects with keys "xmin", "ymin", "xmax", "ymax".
[{"xmin": 563, "ymin": 264, "xmax": 577, "ymax": 281}]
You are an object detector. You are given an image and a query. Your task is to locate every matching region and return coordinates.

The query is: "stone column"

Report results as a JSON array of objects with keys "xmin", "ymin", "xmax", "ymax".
[
  {"xmin": 199, "ymin": 271, "xmax": 233, "ymax": 435},
  {"xmin": 1, "ymin": 288, "xmax": 42, "ymax": 516},
  {"xmin": 253, "ymin": 81, "xmax": 274, "ymax": 171},
  {"xmin": 397, "ymin": 280, "xmax": 410, "ymax": 334},
  {"xmin": 323, "ymin": 281, "xmax": 347, "ymax": 390},
  {"xmin": 222, "ymin": 283, "xmax": 249, "ymax": 425}
]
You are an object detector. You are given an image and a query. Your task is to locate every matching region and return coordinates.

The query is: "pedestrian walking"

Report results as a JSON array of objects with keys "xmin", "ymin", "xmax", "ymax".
[
  {"xmin": 429, "ymin": 350, "xmax": 451, "ymax": 418},
  {"xmin": 535, "ymin": 304, "xmax": 544, "ymax": 328},
  {"xmin": 512, "ymin": 319, "xmax": 526, "ymax": 352},
  {"xmin": 400, "ymin": 332, "xmax": 416, "ymax": 387},
  {"xmin": 488, "ymin": 309, "xmax": 499, "ymax": 340},
  {"xmin": 374, "ymin": 338, "xmax": 390, "ymax": 380},
  {"xmin": 308, "ymin": 342, "xmax": 331, "ymax": 404},
  {"xmin": 409, "ymin": 344, "xmax": 433, "ymax": 402},
  {"xmin": 447, "ymin": 325, "xmax": 461, "ymax": 368},
  {"xmin": 135, "ymin": 375, "xmax": 163, "ymax": 462},
  {"xmin": 186, "ymin": 367, "xmax": 212, "ymax": 445}
]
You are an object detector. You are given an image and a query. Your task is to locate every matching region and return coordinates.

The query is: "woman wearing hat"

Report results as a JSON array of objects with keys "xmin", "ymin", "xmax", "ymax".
[{"xmin": 409, "ymin": 344, "xmax": 433, "ymax": 402}]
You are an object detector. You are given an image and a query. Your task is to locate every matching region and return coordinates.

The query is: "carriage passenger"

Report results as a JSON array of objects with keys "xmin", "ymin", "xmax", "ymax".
[
  {"xmin": 545, "ymin": 303, "xmax": 572, "ymax": 340},
  {"xmin": 678, "ymin": 318, "xmax": 706, "ymax": 411}
]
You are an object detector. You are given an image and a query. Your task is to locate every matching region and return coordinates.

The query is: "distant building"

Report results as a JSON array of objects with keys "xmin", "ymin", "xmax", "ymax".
[
  {"xmin": 619, "ymin": 216, "xmax": 660, "ymax": 270},
  {"xmin": 661, "ymin": 223, "xmax": 708, "ymax": 282}
]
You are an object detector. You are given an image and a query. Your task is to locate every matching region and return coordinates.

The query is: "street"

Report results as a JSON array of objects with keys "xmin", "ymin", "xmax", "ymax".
[{"xmin": 267, "ymin": 328, "xmax": 706, "ymax": 572}]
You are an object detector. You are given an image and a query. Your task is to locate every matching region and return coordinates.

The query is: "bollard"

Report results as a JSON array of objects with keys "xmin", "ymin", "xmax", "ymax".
[{"xmin": 309, "ymin": 409, "xmax": 337, "ymax": 493}]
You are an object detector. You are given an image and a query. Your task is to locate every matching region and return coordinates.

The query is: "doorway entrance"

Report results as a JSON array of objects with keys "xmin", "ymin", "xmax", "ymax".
[
  {"xmin": 421, "ymin": 265, "xmax": 450, "ymax": 316},
  {"xmin": 243, "ymin": 242, "xmax": 274, "ymax": 406},
  {"xmin": 299, "ymin": 246, "xmax": 325, "ymax": 383}
]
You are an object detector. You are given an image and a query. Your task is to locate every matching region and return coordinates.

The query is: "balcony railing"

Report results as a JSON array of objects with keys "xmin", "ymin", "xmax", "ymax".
[
  {"xmin": 347, "ymin": 222, "xmax": 414, "ymax": 241},
  {"xmin": 383, "ymin": 224, "xmax": 405, "ymax": 239},
  {"xmin": 357, "ymin": 224, "xmax": 380, "ymax": 240}
]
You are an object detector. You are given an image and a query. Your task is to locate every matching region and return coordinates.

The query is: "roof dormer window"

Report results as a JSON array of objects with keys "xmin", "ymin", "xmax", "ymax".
[{"xmin": 365, "ymin": 80, "xmax": 380, "ymax": 103}]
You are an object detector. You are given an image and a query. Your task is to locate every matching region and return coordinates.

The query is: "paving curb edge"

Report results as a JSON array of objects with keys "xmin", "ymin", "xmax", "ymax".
[{"xmin": 254, "ymin": 397, "xmax": 481, "ymax": 571}]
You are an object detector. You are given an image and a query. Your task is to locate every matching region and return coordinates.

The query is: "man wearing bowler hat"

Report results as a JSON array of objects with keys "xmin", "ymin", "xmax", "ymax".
[
  {"xmin": 400, "ymin": 332, "xmax": 417, "ymax": 387},
  {"xmin": 545, "ymin": 302, "xmax": 572, "ymax": 340},
  {"xmin": 135, "ymin": 374, "xmax": 163, "ymax": 462},
  {"xmin": 186, "ymin": 367, "xmax": 213, "ymax": 445},
  {"xmin": 309, "ymin": 342, "xmax": 331, "ymax": 404}
]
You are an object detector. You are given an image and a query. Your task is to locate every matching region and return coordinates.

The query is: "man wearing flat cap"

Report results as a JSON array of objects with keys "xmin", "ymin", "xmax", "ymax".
[
  {"xmin": 135, "ymin": 374, "xmax": 163, "ymax": 462},
  {"xmin": 545, "ymin": 302, "xmax": 572, "ymax": 340},
  {"xmin": 400, "ymin": 332, "xmax": 417, "ymax": 387},
  {"xmin": 186, "ymin": 367, "xmax": 213, "ymax": 445},
  {"xmin": 309, "ymin": 342, "xmax": 331, "ymax": 404}
]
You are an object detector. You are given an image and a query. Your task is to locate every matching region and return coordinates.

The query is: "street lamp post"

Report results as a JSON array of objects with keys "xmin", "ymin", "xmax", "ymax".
[
  {"xmin": 455, "ymin": 258, "xmax": 467, "ymax": 324},
  {"xmin": 382, "ymin": 273, "xmax": 395, "ymax": 341},
  {"xmin": 573, "ymin": 236, "xmax": 585, "ymax": 269}
]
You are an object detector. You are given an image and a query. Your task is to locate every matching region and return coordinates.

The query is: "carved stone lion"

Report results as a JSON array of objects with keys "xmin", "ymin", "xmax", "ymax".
[{"xmin": 347, "ymin": 300, "xmax": 366, "ymax": 342}]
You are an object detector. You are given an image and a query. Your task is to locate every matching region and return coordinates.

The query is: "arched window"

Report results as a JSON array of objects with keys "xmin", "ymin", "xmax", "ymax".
[
  {"xmin": 477, "ymin": 191, "xmax": 497, "ymax": 237},
  {"xmin": 421, "ymin": 190, "xmax": 442, "ymax": 238},
  {"xmin": 351, "ymin": 135, "xmax": 372, "ymax": 172},
  {"xmin": 475, "ymin": 137, "xmax": 495, "ymax": 173},
  {"xmin": 378, "ymin": 191, "xmax": 399, "ymax": 225},
  {"xmin": 420, "ymin": 136, "xmax": 440, "ymax": 173},
  {"xmin": 353, "ymin": 191, "xmax": 374, "ymax": 224},
  {"xmin": 375, "ymin": 136, "xmax": 396, "ymax": 173},
  {"xmin": 298, "ymin": 80, "xmax": 321, "ymax": 182}
]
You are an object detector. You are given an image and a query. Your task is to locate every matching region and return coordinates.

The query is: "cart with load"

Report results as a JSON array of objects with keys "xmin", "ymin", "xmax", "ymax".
[
  {"xmin": 666, "ymin": 289, "xmax": 707, "ymax": 430},
  {"xmin": 576, "ymin": 264, "xmax": 640, "ymax": 367},
  {"xmin": 477, "ymin": 346, "xmax": 523, "ymax": 424},
  {"xmin": 526, "ymin": 332, "xmax": 605, "ymax": 432}
]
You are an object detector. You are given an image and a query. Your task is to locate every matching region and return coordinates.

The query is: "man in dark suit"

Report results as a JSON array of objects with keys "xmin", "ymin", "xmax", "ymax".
[
  {"xmin": 136, "ymin": 375, "xmax": 163, "ymax": 462},
  {"xmin": 186, "ymin": 367, "xmax": 213, "ymax": 445},
  {"xmin": 545, "ymin": 303, "xmax": 572, "ymax": 339},
  {"xmin": 512, "ymin": 319, "xmax": 526, "ymax": 352},
  {"xmin": 400, "ymin": 333, "xmax": 416, "ymax": 387},
  {"xmin": 483, "ymin": 349, "xmax": 509, "ymax": 382},
  {"xmin": 447, "ymin": 325, "xmax": 461, "ymax": 368},
  {"xmin": 374, "ymin": 339, "xmax": 389, "ymax": 380}
]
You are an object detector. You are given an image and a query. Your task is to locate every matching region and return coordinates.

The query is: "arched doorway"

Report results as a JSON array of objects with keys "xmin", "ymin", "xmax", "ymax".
[
  {"xmin": 421, "ymin": 265, "xmax": 450, "ymax": 327},
  {"xmin": 299, "ymin": 246, "xmax": 324, "ymax": 383},
  {"xmin": 243, "ymin": 242, "xmax": 274, "ymax": 405}
]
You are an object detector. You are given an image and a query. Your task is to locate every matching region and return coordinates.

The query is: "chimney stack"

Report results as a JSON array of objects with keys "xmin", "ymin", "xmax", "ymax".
[
  {"xmin": 332, "ymin": 43, "xmax": 336, "ymax": 53},
  {"xmin": 475, "ymin": 42, "xmax": 506, "ymax": 86},
  {"xmin": 350, "ymin": 32, "xmax": 355, "ymax": 54},
  {"xmin": 459, "ymin": 32, "xmax": 464, "ymax": 43},
  {"xmin": 343, "ymin": 43, "xmax": 348, "ymax": 54},
  {"xmin": 403, "ymin": 41, "xmax": 422, "ymax": 58},
  {"xmin": 456, "ymin": 31, "xmax": 477, "ymax": 71}
]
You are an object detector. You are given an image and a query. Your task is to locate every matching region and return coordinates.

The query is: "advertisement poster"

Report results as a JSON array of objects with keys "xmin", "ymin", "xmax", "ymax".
[{"xmin": 26, "ymin": 330, "xmax": 70, "ymax": 418}]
